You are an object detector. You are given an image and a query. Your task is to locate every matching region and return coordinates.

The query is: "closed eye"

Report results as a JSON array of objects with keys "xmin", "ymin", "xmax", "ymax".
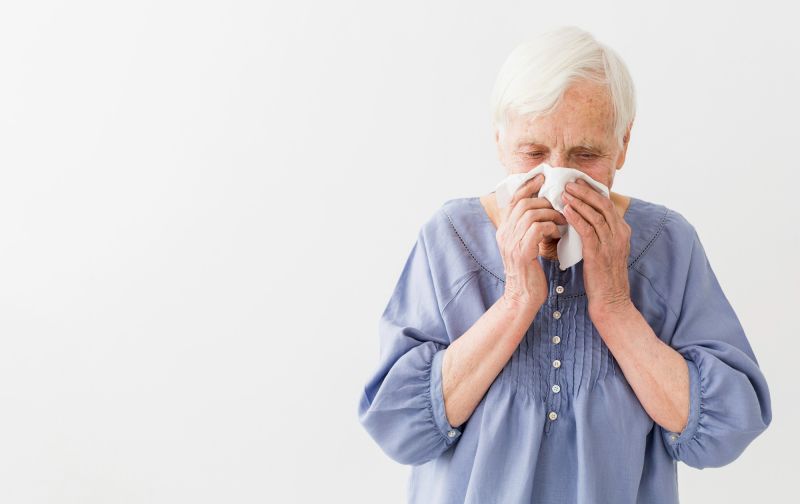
[{"xmin": 524, "ymin": 152, "xmax": 599, "ymax": 159}]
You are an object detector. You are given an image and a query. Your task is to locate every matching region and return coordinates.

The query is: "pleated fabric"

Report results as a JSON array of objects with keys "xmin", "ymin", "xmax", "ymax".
[{"xmin": 357, "ymin": 195, "xmax": 772, "ymax": 504}]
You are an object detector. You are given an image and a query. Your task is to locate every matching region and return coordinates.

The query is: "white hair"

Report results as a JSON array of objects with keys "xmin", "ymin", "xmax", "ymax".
[{"xmin": 491, "ymin": 26, "xmax": 636, "ymax": 149}]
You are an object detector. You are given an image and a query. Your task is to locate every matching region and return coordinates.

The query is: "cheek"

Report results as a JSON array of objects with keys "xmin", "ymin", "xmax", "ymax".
[
  {"xmin": 582, "ymin": 163, "xmax": 615, "ymax": 187},
  {"xmin": 506, "ymin": 154, "xmax": 540, "ymax": 173}
]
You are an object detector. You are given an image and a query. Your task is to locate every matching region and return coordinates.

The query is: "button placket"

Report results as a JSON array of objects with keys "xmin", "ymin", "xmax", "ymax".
[
  {"xmin": 546, "ymin": 269, "xmax": 566, "ymax": 432},
  {"xmin": 551, "ymin": 334, "xmax": 562, "ymax": 397}
]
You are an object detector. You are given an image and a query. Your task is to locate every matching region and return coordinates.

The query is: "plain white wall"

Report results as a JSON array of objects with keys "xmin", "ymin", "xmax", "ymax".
[{"xmin": 0, "ymin": 0, "xmax": 797, "ymax": 502}]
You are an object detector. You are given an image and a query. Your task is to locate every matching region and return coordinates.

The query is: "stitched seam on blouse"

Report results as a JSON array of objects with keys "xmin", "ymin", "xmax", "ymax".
[
  {"xmin": 630, "ymin": 208, "xmax": 685, "ymax": 321},
  {"xmin": 560, "ymin": 292, "xmax": 587, "ymax": 300},
  {"xmin": 443, "ymin": 209, "xmax": 505, "ymax": 283},
  {"xmin": 419, "ymin": 230, "xmax": 450, "ymax": 323},
  {"xmin": 441, "ymin": 270, "xmax": 481, "ymax": 315},
  {"xmin": 442, "ymin": 204, "xmax": 671, "ymax": 294},
  {"xmin": 559, "ymin": 205, "xmax": 670, "ymax": 298},
  {"xmin": 631, "ymin": 266, "xmax": 680, "ymax": 320},
  {"xmin": 628, "ymin": 207, "xmax": 671, "ymax": 269}
]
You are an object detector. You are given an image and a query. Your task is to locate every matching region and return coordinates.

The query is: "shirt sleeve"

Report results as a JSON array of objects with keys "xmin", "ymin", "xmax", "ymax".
[
  {"xmin": 357, "ymin": 225, "xmax": 463, "ymax": 466},
  {"xmin": 658, "ymin": 220, "xmax": 772, "ymax": 469}
]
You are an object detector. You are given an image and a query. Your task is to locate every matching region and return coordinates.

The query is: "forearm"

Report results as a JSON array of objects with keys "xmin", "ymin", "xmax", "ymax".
[
  {"xmin": 441, "ymin": 296, "xmax": 538, "ymax": 428},
  {"xmin": 592, "ymin": 302, "xmax": 690, "ymax": 433}
]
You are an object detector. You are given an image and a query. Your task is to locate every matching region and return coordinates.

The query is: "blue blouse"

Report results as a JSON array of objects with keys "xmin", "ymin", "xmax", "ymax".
[{"xmin": 357, "ymin": 195, "xmax": 772, "ymax": 503}]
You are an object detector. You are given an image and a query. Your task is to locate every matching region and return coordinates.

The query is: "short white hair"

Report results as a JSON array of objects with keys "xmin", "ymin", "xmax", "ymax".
[{"xmin": 491, "ymin": 26, "xmax": 636, "ymax": 149}]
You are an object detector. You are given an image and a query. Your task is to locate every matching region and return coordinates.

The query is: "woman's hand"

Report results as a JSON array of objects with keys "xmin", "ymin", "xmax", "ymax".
[
  {"xmin": 561, "ymin": 178, "xmax": 633, "ymax": 319},
  {"xmin": 496, "ymin": 173, "xmax": 567, "ymax": 311},
  {"xmin": 437, "ymin": 178, "xmax": 566, "ymax": 428}
]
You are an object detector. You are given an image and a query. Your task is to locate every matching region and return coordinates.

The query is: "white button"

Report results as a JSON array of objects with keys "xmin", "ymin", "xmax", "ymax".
[
  {"xmin": 552, "ymin": 310, "xmax": 561, "ymax": 319},
  {"xmin": 670, "ymin": 434, "xmax": 678, "ymax": 442},
  {"xmin": 548, "ymin": 411, "xmax": 558, "ymax": 421},
  {"xmin": 556, "ymin": 285, "xmax": 564, "ymax": 294},
  {"xmin": 447, "ymin": 429, "xmax": 457, "ymax": 438},
  {"xmin": 552, "ymin": 384, "xmax": 561, "ymax": 393},
  {"xmin": 552, "ymin": 359, "xmax": 561, "ymax": 368},
  {"xmin": 551, "ymin": 335, "xmax": 561, "ymax": 344}
]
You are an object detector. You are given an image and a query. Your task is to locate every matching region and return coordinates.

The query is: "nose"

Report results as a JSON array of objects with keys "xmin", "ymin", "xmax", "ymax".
[{"xmin": 547, "ymin": 153, "xmax": 569, "ymax": 168}]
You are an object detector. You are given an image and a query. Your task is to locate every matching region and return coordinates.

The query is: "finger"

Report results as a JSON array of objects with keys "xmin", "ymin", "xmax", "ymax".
[
  {"xmin": 505, "ymin": 190, "xmax": 558, "ymax": 230},
  {"xmin": 520, "ymin": 221, "xmax": 561, "ymax": 257},
  {"xmin": 503, "ymin": 173, "xmax": 545, "ymax": 219},
  {"xmin": 565, "ymin": 179, "xmax": 618, "ymax": 230},
  {"xmin": 563, "ymin": 203, "xmax": 600, "ymax": 247},
  {"xmin": 513, "ymin": 200, "xmax": 566, "ymax": 226},
  {"xmin": 510, "ymin": 207, "xmax": 566, "ymax": 247},
  {"xmin": 562, "ymin": 187, "xmax": 612, "ymax": 244},
  {"xmin": 503, "ymin": 176, "xmax": 542, "ymax": 223}
]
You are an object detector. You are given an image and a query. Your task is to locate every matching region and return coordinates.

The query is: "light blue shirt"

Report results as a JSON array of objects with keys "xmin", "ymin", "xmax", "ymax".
[{"xmin": 357, "ymin": 195, "xmax": 772, "ymax": 503}]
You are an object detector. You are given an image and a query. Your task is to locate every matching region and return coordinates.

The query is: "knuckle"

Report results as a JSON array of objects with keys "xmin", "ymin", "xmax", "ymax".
[{"xmin": 522, "ymin": 208, "xmax": 538, "ymax": 224}]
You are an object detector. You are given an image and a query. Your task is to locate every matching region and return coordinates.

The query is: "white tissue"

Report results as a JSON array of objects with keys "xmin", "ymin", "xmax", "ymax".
[{"xmin": 492, "ymin": 163, "xmax": 610, "ymax": 271}]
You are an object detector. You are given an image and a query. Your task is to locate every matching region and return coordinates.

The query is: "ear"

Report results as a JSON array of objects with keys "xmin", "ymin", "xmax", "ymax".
[
  {"xmin": 494, "ymin": 127, "xmax": 506, "ymax": 167},
  {"xmin": 615, "ymin": 121, "xmax": 633, "ymax": 170}
]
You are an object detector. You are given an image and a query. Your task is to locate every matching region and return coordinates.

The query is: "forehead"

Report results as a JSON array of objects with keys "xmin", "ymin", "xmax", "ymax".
[{"xmin": 508, "ymin": 80, "xmax": 615, "ymax": 148}]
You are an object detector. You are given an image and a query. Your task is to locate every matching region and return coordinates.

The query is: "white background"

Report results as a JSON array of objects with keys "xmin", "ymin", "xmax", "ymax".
[{"xmin": 0, "ymin": 1, "xmax": 797, "ymax": 502}]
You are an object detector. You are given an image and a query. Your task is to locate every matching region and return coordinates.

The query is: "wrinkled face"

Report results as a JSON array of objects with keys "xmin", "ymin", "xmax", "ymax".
[{"xmin": 495, "ymin": 79, "xmax": 631, "ymax": 190}]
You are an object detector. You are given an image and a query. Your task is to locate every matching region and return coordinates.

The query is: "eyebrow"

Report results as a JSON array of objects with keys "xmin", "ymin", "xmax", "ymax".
[{"xmin": 516, "ymin": 141, "xmax": 605, "ymax": 152}]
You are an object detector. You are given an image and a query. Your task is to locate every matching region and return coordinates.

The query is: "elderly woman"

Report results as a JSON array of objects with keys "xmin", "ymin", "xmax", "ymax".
[{"xmin": 357, "ymin": 26, "xmax": 771, "ymax": 503}]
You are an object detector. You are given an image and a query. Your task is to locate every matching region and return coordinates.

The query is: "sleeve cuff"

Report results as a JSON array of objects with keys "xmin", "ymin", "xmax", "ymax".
[
  {"xmin": 429, "ymin": 348, "xmax": 462, "ymax": 445},
  {"xmin": 662, "ymin": 356, "xmax": 702, "ymax": 446}
]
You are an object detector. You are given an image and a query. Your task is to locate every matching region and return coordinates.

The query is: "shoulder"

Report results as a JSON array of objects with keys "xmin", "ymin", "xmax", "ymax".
[
  {"xmin": 415, "ymin": 196, "xmax": 500, "ymax": 306},
  {"xmin": 625, "ymin": 196, "xmax": 694, "ymax": 266},
  {"xmin": 417, "ymin": 197, "xmax": 492, "ymax": 265},
  {"xmin": 628, "ymin": 196, "xmax": 706, "ymax": 313}
]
